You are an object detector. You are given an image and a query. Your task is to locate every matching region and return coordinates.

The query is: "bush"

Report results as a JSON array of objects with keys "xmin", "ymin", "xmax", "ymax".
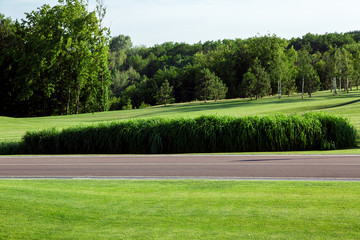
[
  {"xmin": 139, "ymin": 102, "xmax": 151, "ymax": 109},
  {"xmin": 0, "ymin": 141, "xmax": 25, "ymax": 155},
  {"xmin": 0, "ymin": 113, "xmax": 357, "ymax": 154}
]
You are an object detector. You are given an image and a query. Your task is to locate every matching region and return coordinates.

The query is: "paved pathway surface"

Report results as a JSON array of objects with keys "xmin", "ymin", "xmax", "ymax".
[{"xmin": 1, "ymin": 155, "xmax": 360, "ymax": 179}]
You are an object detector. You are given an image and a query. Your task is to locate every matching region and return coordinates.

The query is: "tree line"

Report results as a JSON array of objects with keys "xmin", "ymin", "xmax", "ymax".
[
  {"xmin": 108, "ymin": 32, "xmax": 360, "ymax": 110},
  {"xmin": 2, "ymin": 0, "xmax": 360, "ymax": 116}
]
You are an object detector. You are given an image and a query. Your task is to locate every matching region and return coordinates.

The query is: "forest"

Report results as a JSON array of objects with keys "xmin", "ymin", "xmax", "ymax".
[{"xmin": 2, "ymin": 0, "xmax": 360, "ymax": 117}]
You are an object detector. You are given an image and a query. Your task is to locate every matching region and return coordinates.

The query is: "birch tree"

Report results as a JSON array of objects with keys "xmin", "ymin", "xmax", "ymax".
[{"xmin": 297, "ymin": 49, "xmax": 320, "ymax": 98}]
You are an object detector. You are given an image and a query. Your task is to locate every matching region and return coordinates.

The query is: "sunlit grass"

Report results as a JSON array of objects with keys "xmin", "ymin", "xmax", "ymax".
[{"xmin": 0, "ymin": 180, "xmax": 359, "ymax": 240}]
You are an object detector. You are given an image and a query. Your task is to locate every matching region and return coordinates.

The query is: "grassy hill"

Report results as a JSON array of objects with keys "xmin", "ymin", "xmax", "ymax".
[{"xmin": 2, "ymin": 90, "xmax": 360, "ymax": 144}]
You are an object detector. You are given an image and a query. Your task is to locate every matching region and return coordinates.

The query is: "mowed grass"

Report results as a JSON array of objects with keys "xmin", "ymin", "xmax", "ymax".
[
  {"xmin": 0, "ymin": 180, "xmax": 359, "ymax": 240},
  {"xmin": 2, "ymin": 90, "xmax": 360, "ymax": 144}
]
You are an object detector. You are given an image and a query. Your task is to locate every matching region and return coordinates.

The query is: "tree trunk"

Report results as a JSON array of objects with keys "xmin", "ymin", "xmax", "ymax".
[
  {"xmin": 339, "ymin": 77, "xmax": 341, "ymax": 95},
  {"xmin": 60, "ymin": 94, "xmax": 64, "ymax": 116},
  {"xmin": 66, "ymin": 80, "xmax": 71, "ymax": 115},
  {"xmin": 43, "ymin": 94, "xmax": 46, "ymax": 116},
  {"xmin": 334, "ymin": 77, "xmax": 337, "ymax": 94},
  {"xmin": 83, "ymin": 92, "xmax": 87, "ymax": 113},
  {"xmin": 75, "ymin": 83, "xmax": 81, "ymax": 114},
  {"xmin": 278, "ymin": 80, "xmax": 281, "ymax": 99},
  {"xmin": 101, "ymin": 70, "xmax": 104, "ymax": 110},
  {"xmin": 301, "ymin": 76, "xmax": 304, "ymax": 99},
  {"xmin": 347, "ymin": 77, "xmax": 349, "ymax": 93}
]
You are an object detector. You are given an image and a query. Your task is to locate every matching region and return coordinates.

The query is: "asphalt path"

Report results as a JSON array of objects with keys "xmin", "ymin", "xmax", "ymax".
[{"xmin": 1, "ymin": 155, "xmax": 360, "ymax": 180}]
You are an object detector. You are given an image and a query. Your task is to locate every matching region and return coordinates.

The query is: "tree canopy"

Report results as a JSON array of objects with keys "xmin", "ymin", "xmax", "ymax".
[{"xmin": 0, "ymin": 0, "xmax": 110, "ymax": 116}]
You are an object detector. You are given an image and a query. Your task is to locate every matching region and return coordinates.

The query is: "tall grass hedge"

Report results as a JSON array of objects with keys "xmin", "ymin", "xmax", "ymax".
[{"xmin": 0, "ymin": 113, "xmax": 357, "ymax": 154}]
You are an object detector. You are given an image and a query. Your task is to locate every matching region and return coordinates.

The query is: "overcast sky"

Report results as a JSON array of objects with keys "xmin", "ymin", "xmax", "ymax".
[{"xmin": 1, "ymin": 0, "xmax": 360, "ymax": 46}]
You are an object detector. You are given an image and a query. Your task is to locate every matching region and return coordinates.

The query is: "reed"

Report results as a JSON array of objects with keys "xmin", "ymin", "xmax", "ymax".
[{"xmin": 0, "ymin": 113, "xmax": 356, "ymax": 154}]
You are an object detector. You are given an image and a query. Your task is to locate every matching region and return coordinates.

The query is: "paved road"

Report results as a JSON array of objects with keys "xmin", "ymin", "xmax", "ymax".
[{"xmin": 1, "ymin": 155, "xmax": 360, "ymax": 179}]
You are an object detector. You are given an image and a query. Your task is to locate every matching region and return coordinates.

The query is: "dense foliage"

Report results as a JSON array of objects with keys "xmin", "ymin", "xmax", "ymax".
[
  {"xmin": 2, "ymin": 0, "xmax": 360, "ymax": 116},
  {"xmin": 0, "ymin": 114, "xmax": 356, "ymax": 154},
  {"xmin": 0, "ymin": 0, "xmax": 110, "ymax": 116}
]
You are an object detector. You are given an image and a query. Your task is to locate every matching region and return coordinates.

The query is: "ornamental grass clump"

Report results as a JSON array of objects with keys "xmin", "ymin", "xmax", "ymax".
[{"xmin": 0, "ymin": 113, "xmax": 357, "ymax": 154}]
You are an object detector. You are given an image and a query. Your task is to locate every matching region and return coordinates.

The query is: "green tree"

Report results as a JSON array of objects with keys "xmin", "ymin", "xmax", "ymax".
[
  {"xmin": 195, "ymin": 68, "xmax": 227, "ymax": 103},
  {"xmin": 18, "ymin": 0, "xmax": 111, "ymax": 115},
  {"xmin": 108, "ymin": 50, "xmax": 127, "ymax": 73},
  {"xmin": 339, "ymin": 48, "xmax": 352, "ymax": 93},
  {"xmin": 297, "ymin": 49, "xmax": 320, "ymax": 98},
  {"xmin": 109, "ymin": 35, "xmax": 132, "ymax": 52},
  {"xmin": 325, "ymin": 47, "xmax": 343, "ymax": 95},
  {"xmin": 304, "ymin": 67, "xmax": 320, "ymax": 97},
  {"xmin": 128, "ymin": 54, "xmax": 150, "ymax": 74},
  {"xmin": 242, "ymin": 59, "xmax": 271, "ymax": 100},
  {"xmin": 0, "ymin": 14, "xmax": 32, "ymax": 116},
  {"xmin": 298, "ymin": 49, "xmax": 311, "ymax": 98},
  {"xmin": 110, "ymin": 69, "xmax": 137, "ymax": 97},
  {"xmin": 242, "ymin": 69, "xmax": 257, "ymax": 100},
  {"xmin": 283, "ymin": 47, "xmax": 298, "ymax": 96},
  {"xmin": 155, "ymin": 79, "xmax": 174, "ymax": 106},
  {"xmin": 194, "ymin": 43, "xmax": 237, "ymax": 98},
  {"xmin": 345, "ymin": 44, "xmax": 360, "ymax": 89},
  {"xmin": 211, "ymin": 77, "xmax": 228, "ymax": 102}
]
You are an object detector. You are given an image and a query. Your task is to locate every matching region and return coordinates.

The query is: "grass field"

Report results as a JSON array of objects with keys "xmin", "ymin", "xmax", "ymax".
[
  {"xmin": 0, "ymin": 180, "xmax": 359, "ymax": 240},
  {"xmin": 2, "ymin": 90, "xmax": 360, "ymax": 143}
]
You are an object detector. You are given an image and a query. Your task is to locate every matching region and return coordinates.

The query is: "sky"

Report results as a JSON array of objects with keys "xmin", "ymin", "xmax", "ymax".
[{"xmin": 1, "ymin": 0, "xmax": 360, "ymax": 47}]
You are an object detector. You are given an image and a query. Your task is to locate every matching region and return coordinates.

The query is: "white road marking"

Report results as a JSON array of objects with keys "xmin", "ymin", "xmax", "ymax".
[
  {"xmin": 1, "ymin": 176, "xmax": 360, "ymax": 181},
  {"xmin": 1, "ymin": 163, "xmax": 360, "ymax": 166},
  {"xmin": 1, "ymin": 154, "xmax": 360, "ymax": 158}
]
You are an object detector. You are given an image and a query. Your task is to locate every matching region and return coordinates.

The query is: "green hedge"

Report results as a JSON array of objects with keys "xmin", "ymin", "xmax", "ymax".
[{"xmin": 0, "ymin": 113, "xmax": 357, "ymax": 154}]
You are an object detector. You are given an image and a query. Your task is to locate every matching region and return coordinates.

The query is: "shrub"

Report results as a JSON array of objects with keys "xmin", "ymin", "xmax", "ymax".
[
  {"xmin": 0, "ymin": 113, "xmax": 357, "ymax": 154},
  {"xmin": 139, "ymin": 102, "xmax": 151, "ymax": 109}
]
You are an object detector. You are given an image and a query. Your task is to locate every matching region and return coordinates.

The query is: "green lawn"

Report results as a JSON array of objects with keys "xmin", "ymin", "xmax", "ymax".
[
  {"xmin": 2, "ymin": 90, "xmax": 360, "ymax": 144},
  {"xmin": 0, "ymin": 180, "xmax": 359, "ymax": 240}
]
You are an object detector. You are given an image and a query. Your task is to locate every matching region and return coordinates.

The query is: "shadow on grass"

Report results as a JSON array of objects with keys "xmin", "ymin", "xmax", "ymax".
[
  {"xmin": 316, "ymin": 98, "xmax": 360, "ymax": 110},
  {"xmin": 128, "ymin": 94, "xmax": 360, "ymax": 119}
]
